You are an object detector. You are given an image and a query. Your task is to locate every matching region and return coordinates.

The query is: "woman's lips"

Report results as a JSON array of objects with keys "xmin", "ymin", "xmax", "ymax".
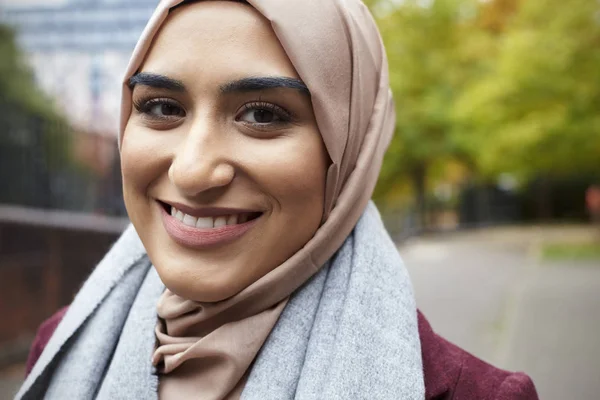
[{"xmin": 159, "ymin": 203, "xmax": 261, "ymax": 249}]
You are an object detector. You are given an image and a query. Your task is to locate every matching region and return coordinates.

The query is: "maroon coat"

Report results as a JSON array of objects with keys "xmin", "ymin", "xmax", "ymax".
[{"xmin": 26, "ymin": 308, "xmax": 538, "ymax": 399}]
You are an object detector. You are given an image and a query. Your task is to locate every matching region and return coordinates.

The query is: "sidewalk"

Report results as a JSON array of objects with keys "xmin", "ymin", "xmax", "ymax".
[
  {"xmin": 401, "ymin": 225, "xmax": 600, "ymax": 400},
  {"xmin": 502, "ymin": 259, "xmax": 600, "ymax": 399}
]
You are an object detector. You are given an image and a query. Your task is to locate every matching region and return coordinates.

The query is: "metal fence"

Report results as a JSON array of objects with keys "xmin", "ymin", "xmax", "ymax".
[{"xmin": 0, "ymin": 100, "xmax": 125, "ymax": 216}]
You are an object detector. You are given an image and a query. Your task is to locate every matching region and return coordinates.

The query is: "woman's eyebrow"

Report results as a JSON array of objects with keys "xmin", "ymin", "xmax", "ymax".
[
  {"xmin": 220, "ymin": 77, "xmax": 310, "ymax": 95},
  {"xmin": 128, "ymin": 73, "xmax": 185, "ymax": 91}
]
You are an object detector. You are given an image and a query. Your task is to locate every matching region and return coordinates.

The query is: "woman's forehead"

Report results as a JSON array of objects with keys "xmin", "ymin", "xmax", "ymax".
[{"xmin": 139, "ymin": 1, "xmax": 300, "ymax": 87}]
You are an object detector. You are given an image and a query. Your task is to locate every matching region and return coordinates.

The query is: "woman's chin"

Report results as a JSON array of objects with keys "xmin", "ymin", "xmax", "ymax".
[{"xmin": 155, "ymin": 265, "xmax": 247, "ymax": 303}]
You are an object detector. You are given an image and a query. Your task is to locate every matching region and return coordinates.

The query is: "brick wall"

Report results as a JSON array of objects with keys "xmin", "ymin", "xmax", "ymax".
[{"xmin": 0, "ymin": 206, "xmax": 128, "ymax": 365}]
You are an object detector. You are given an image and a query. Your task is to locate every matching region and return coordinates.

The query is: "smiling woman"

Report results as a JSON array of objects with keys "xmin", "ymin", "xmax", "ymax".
[
  {"xmin": 18, "ymin": 1, "xmax": 538, "ymax": 400},
  {"xmin": 121, "ymin": 2, "xmax": 328, "ymax": 303}
]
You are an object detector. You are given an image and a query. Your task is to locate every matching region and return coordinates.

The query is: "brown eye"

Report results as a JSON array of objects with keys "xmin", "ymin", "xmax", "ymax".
[
  {"xmin": 236, "ymin": 102, "xmax": 291, "ymax": 125},
  {"xmin": 134, "ymin": 97, "xmax": 186, "ymax": 120},
  {"xmin": 151, "ymin": 104, "xmax": 182, "ymax": 117},
  {"xmin": 252, "ymin": 109, "xmax": 275, "ymax": 123},
  {"xmin": 148, "ymin": 102, "xmax": 185, "ymax": 118},
  {"xmin": 239, "ymin": 108, "xmax": 279, "ymax": 124}
]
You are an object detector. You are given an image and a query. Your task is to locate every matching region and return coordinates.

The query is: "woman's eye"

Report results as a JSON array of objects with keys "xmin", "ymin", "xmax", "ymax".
[
  {"xmin": 149, "ymin": 103, "xmax": 184, "ymax": 117},
  {"xmin": 236, "ymin": 102, "xmax": 292, "ymax": 128},
  {"xmin": 134, "ymin": 98, "xmax": 185, "ymax": 120},
  {"xmin": 239, "ymin": 109, "xmax": 279, "ymax": 124}
]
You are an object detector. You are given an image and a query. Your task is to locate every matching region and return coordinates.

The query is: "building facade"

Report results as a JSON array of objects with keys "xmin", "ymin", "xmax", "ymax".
[{"xmin": 1, "ymin": 0, "xmax": 158, "ymax": 135}]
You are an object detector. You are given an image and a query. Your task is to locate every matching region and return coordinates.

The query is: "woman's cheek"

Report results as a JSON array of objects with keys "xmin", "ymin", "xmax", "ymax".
[
  {"xmin": 121, "ymin": 129, "xmax": 170, "ymax": 191},
  {"xmin": 244, "ymin": 132, "xmax": 327, "ymax": 209}
]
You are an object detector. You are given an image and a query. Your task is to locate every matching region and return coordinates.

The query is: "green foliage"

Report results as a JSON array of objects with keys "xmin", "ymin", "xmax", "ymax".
[
  {"xmin": 368, "ymin": 0, "xmax": 600, "ymax": 206},
  {"xmin": 0, "ymin": 24, "xmax": 72, "ymax": 167},
  {"xmin": 453, "ymin": 0, "xmax": 600, "ymax": 179},
  {"xmin": 0, "ymin": 24, "xmax": 77, "ymax": 211},
  {"xmin": 374, "ymin": 0, "xmax": 479, "ymax": 207},
  {"xmin": 0, "ymin": 25, "xmax": 53, "ymax": 119},
  {"xmin": 541, "ymin": 242, "xmax": 600, "ymax": 261}
]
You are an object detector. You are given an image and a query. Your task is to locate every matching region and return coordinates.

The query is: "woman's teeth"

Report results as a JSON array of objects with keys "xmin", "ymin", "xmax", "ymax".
[{"xmin": 170, "ymin": 207, "xmax": 252, "ymax": 228}]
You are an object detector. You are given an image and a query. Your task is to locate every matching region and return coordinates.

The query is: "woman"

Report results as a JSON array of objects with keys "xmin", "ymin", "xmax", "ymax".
[{"xmin": 19, "ymin": 0, "xmax": 538, "ymax": 399}]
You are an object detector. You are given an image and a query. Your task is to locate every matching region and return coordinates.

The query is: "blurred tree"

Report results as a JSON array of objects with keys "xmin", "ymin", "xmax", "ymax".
[
  {"xmin": 454, "ymin": 0, "xmax": 600, "ymax": 181},
  {"xmin": 0, "ymin": 24, "xmax": 73, "ymax": 207},
  {"xmin": 0, "ymin": 26, "xmax": 60, "ymax": 123},
  {"xmin": 476, "ymin": 0, "xmax": 520, "ymax": 34},
  {"xmin": 374, "ymin": 0, "xmax": 479, "ymax": 227},
  {"xmin": 369, "ymin": 0, "xmax": 599, "ymax": 224}
]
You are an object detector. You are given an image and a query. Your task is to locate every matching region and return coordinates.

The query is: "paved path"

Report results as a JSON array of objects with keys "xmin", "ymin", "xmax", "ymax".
[{"xmin": 401, "ymin": 226, "xmax": 600, "ymax": 400}]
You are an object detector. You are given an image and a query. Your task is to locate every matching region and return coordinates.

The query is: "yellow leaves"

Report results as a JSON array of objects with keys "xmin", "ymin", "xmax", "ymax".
[
  {"xmin": 373, "ymin": 0, "xmax": 600, "ymax": 202},
  {"xmin": 477, "ymin": 0, "xmax": 521, "ymax": 33}
]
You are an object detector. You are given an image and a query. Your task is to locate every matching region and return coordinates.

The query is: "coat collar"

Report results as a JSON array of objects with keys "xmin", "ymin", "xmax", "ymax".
[{"xmin": 417, "ymin": 311, "xmax": 462, "ymax": 399}]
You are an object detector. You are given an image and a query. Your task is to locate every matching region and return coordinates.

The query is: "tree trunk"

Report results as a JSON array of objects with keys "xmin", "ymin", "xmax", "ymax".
[
  {"xmin": 411, "ymin": 164, "xmax": 427, "ymax": 231},
  {"xmin": 536, "ymin": 177, "xmax": 553, "ymax": 221}
]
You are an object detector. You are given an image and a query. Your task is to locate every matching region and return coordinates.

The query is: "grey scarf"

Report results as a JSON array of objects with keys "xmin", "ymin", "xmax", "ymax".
[{"xmin": 16, "ymin": 203, "xmax": 424, "ymax": 399}]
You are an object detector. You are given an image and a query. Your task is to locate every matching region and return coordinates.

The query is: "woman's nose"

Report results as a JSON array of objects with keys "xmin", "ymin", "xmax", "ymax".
[{"xmin": 168, "ymin": 125, "xmax": 235, "ymax": 197}]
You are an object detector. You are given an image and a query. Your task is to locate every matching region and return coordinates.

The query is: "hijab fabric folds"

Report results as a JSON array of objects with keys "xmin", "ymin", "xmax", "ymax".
[{"xmin": 119, "ymin": 0, "xmax": 396, "ymax": 398}]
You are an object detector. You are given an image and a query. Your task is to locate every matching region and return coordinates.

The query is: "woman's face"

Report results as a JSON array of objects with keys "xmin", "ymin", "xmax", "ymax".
[{"xmin": 121, "ymin": 1, "xmax": 328, "ymax": 302}]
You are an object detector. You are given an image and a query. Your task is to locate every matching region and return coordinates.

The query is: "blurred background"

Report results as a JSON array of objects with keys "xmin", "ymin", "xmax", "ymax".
[{"xmin": 0, "ymin": 0, "xmax": 598, "ymax": 398}]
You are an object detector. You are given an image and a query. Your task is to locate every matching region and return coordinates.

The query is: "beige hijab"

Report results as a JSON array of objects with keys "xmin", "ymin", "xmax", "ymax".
[{"xmin": 119, "ymin": 0, "xmax": 395, "ymax": 398}]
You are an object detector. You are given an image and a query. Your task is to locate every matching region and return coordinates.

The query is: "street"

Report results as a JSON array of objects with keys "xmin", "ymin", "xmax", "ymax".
[{"xmin": 401, "ymin": 226, "xmax": 600, "ymax": 400}]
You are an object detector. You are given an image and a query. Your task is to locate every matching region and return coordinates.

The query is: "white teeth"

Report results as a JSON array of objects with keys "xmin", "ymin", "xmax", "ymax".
[
  {"xmin": 169, "ymin": 206, "xmax": 256, "ymax": 228},
  {"xmin": 213, "ymin": 216, "xmax": 227, "ymax": 228},
  {"xmin": 196, "ymin": 217, "xmax": 213, "ymax": 229},
  {"xmin": 182, "ymin": 214, "xmax": 197, "ymax": 227}
]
